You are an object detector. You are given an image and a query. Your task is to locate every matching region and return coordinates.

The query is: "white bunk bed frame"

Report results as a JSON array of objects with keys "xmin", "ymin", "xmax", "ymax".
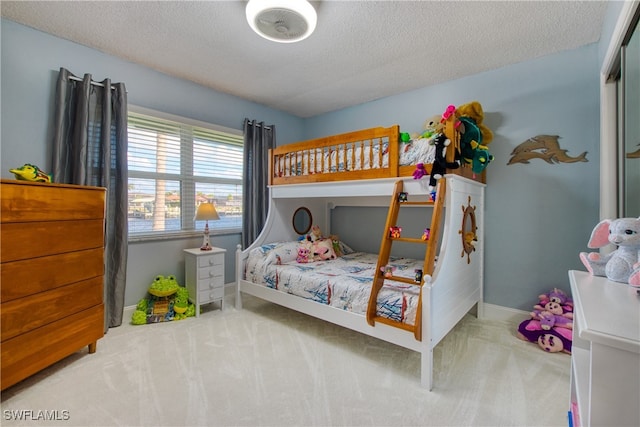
[{"xmin": 235, "ymin": 174, "xmax": 485, "ymax": 390}]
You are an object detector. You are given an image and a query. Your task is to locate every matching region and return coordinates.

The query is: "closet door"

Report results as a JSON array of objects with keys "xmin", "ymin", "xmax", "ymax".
[{"xmin": 622, "ymin": 19, "xmax": 639, "ymax": 217}]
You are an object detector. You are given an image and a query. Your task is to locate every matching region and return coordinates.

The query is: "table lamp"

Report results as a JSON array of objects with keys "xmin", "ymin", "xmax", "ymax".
[{"xmin": 194, "ymin": 202, "xmax": 220, "ymax": 251}]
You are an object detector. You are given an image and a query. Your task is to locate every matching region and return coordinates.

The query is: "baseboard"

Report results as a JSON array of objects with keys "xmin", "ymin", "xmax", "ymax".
[
  {"xmin": 125, "ymin": 293, "xmax": 529, "ymax": 325},
  {"xmin": 482, "ymin": 302, "xmax": 529, "ymax": 323}
]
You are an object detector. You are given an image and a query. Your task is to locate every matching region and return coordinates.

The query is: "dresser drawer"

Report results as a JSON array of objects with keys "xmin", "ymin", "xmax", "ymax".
[
  {"xmin": 0, "ymin": 180, "xmax": 105, "ymax": 223},
  {"xmin": 199, "ymin": 288, "xmax": 224, "ymax": 304},
  {"xmin": 197, "ymin": 253, "xmax": 223, "ymax": 268},
  {"xmin": 1, "ymin": 277, "xmax": 103, "ymax": 342},
  {"xmin": 1, "ymin": 248, "xmax": 104, "ymax": 303},
  {"xmin": 1, "ymin": 220, "xmax": 104, "ymax": 262}
]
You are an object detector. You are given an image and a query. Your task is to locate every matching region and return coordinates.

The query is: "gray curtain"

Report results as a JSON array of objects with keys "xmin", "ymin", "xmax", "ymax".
[
  {"xmin": 242, "ymin": 119, "xmax": 275, "ymax": 248},
  {"xmin": 51, "ymin": 67, "xmax": 128, "ymax": 329}
]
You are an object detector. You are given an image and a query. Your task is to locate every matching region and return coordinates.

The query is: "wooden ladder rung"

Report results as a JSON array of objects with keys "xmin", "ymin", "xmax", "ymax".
[
  {"xmin": 383, "ymin": 275, "xmax": 421, "ymax": 285},
  {"xmin": 391, "ymin": 237, "xmax": 429, "ymax": 244},
  {"xmin": 373, "ymin": 316, "xmax": 416, "ymax": 333},
  {"xmin": 399, "ymin": 201, "xmax": 434, "ymax": 206}
]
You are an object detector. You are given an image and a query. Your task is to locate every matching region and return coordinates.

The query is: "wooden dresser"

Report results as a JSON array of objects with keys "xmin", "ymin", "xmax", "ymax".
[{"xmin": 0, "ymin": 179, "xmax": 106, "ymax": 390}]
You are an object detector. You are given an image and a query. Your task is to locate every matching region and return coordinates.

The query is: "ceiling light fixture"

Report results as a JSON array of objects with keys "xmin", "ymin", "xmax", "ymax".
[{"xmin": 246, "ymin": 0, "xmax": 317, "ymax": 43}]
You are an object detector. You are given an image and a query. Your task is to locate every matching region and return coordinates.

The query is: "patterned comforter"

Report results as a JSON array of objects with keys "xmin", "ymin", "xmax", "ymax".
[{"xmin": 244, "ymin": 241, "xmax": 423, "ymax": 325}]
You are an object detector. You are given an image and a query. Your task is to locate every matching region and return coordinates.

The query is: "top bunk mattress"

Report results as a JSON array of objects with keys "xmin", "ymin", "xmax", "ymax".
[{"xmin": 243, "ymin": 241, "xmax": 425, "ymax": 326}]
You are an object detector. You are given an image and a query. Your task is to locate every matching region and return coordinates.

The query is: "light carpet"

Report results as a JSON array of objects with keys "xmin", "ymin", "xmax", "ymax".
[{"xmin": 1, "ymin": 294, "xmax": 571, "ymax": 427}]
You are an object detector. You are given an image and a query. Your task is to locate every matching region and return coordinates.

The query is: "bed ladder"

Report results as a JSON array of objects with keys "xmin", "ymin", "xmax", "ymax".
[{"xmin": 366, "ymin": 178, "xmax": 446, "ymax": 341}]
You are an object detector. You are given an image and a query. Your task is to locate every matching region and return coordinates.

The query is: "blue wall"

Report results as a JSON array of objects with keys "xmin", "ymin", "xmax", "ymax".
[
  {"xmin": 1, "ymin": 13, "xmax": 610, "ymax": 311},
  {"xmin": 304, "ymin": 45, "xmax": 601, "ymax": 310},
  {"xmin": 0, "ymin": 18, "xmax": 304, "ymax": 172},
  {"xmin": 0, "ymin": 18, "xmax": 304, "ymax": 308}
]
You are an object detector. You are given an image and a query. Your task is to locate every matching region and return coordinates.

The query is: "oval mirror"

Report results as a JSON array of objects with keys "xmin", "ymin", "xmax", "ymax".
[{"xmin": 292, "ymin": 207, "xmax": 312, "ymax": 235}]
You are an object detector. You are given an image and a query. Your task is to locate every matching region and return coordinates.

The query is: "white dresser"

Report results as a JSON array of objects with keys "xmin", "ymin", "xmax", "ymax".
[
  {"xmin": 568, "ymin": 270, "xmax": 640, "ymax": 427},
  {"xmin": 184, "ymin": 247, "xmax": 226, "ymax": 316}
]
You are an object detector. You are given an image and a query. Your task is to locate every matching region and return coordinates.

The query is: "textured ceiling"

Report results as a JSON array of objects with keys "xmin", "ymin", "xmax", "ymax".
[{"xmin": 1, "ymin": 1, "xmax": 609, "ymax": 118}]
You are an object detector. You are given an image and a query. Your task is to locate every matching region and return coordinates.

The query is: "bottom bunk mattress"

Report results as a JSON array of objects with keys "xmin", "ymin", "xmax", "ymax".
[{"xmin": 244, "ymin": 241, "xmax": 424, "ymax": 325}]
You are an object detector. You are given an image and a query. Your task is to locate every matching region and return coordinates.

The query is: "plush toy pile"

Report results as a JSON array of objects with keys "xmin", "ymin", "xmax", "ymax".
[
  {"xmin": 296, "ymin": 225, "xmax": 342, "ymax": 263},
  {"xmin": 131, "ymin": 275, "xmax": 196, "ymax": 325},
  {"xmin": 516, "ymin": 288, "xmax": 573, "ymax": 354},
  {"xmin": 411, "ymin": 101, "xmax": 495, "ymax": 187}
]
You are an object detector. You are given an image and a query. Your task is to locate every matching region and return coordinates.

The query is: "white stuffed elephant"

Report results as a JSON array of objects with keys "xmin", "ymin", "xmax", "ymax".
[{"xmin": 579, "ymin": 217, "xmax": 640, "ymax": 286}]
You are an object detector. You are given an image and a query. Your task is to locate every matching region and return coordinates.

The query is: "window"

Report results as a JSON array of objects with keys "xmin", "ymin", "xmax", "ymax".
[{"xmin": 127, "ymin": 107, "xmax": 243, "ymax": 239}]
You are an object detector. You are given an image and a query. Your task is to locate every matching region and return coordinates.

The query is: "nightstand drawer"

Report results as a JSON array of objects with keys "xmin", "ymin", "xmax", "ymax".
[
  {"xmin": 199, "ymin": 288, "xmax": 224, "ymax": 304},
  {"xmin": 197, "ymin": 254, "xmax": 223, "ymax": 268},
  {"xmin": 197, "ymin": 266, "xmax": 224, "ymax": 281},
  {"xmin": 197, "ymin": 276, "xmax": 224, "ymax": 292}
]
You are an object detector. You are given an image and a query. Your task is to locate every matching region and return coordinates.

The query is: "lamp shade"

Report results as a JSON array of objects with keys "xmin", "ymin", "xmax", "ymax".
[
  {"xmin": 194, "ymin": 202, "xmax": 220, "ymax": 221},
  {"xmin": 246, "ymin": 0, "xmax": 317, "ymax": 43}
]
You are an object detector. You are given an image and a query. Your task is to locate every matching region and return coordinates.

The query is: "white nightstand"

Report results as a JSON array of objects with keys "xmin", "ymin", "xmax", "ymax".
[{"xmin": 184, "ymin": 247, "xmax": 226, "ymax": 316}]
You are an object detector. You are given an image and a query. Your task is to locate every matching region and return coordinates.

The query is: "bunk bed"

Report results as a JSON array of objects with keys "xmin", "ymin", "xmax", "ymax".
[{"xmin": 235, "ymin": 114, "xmax": 485, "ymax": 390}]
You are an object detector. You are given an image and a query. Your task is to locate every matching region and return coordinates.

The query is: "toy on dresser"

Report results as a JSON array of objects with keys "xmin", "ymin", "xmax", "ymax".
[
  {"xmin": 579, "ymin": 217, "xmax": 640, "ymax": 286},
  {"xmin": 9, "ymin": 164, "xmax": 52, "ymax": 183},
  {"xmin": 517, "ymin": 288, "xmax": 573, "ymax": 354}
]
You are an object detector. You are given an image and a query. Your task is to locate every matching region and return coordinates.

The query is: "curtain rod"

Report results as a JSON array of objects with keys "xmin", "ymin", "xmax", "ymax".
[{"xmin": 67, "ymin": 74, "xmax": 118, "ymax": 90}]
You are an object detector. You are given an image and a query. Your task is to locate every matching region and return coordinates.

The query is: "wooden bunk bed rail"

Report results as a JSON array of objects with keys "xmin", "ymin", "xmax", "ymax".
[
  {"xmin": 269, "ymin": 125, "xmax": 400, "ymax": 185},
  {"xmin": 268, "ymin": 117, "xmax": 485, "ymax": 186}
]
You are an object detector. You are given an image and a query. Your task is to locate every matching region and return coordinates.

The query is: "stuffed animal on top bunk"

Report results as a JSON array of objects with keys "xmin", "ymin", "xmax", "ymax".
[
  {"xmin": 428, "ymin": 133, "xmax": 460, "ymax": 187},
  {"xmin": 517, "ymin": 288, "xmax": 573, "ymax": 354},
  {"xmin": 456, "ymin": 101, "xmax": 495, "ymax": 175},
  {"xmin": 415, "ymin": 115, "xmax": 446, "ymax": 140}
]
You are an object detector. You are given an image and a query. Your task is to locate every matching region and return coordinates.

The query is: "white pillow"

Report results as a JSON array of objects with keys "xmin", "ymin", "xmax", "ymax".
[{"xmin": 264, "ymin": 241, "xmax": 301, "ymax": 265}]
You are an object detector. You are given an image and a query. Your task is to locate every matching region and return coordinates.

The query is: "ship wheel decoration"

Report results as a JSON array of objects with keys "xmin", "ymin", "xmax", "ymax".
[{"xmin": 459, "ymin": 196, "xmax": 477, "ymax": 264}]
